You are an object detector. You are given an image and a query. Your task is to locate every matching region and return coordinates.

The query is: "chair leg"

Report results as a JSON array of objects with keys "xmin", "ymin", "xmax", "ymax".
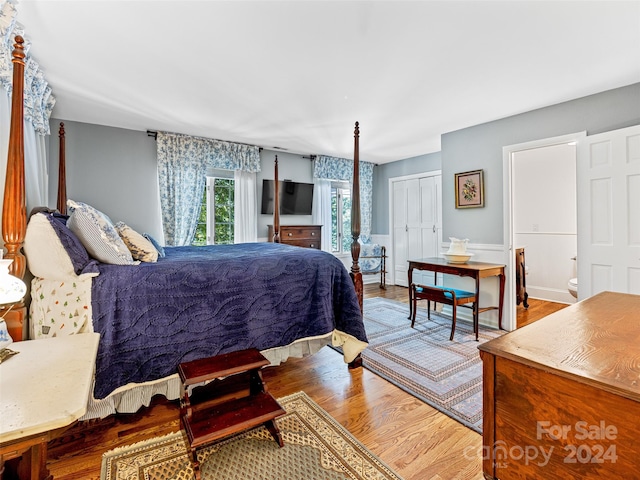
[
  {"xmin": 427, "ymin": 300, "xmax": 431, "ymax": 320},
  {"xmin": 411, "ymin": 292, "xmax": 417, "ymax": 328},
  {"xmin": 450, "ymin": 303, "xmax": 457, "ymax": 341},
  {"xmin": 473, "ymin": 302, "xmax": 479, "ymax": 341}
]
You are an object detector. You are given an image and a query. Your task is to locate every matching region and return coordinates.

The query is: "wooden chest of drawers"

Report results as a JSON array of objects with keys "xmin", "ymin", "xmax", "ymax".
[
  {"xmin": 479, "ymin": 292, "xmax": 640, "ymax": 479},
  {"xmin": 267, "ymin": 225, "xmax": 322, "ymax": 250}
]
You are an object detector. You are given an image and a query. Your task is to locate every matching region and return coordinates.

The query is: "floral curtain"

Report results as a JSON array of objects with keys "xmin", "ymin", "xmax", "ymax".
[
  {"xmin": 0, "ymin": 0, "xmax": 55, "ymax": 135},
  {"xmin": 313, "ymin": 155, "xmax": 374, "ymax": 243},
  {"xmin": 0, "ymin": 0, "xmax": 55, "ymax": 219},
  {"xmin": 157, "ymin": 131, "xmax": 261, "ymax": 246}
]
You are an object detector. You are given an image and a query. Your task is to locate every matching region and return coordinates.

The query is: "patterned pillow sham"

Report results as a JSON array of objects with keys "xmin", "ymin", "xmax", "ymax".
[
  {"xmin": 67, "ymin": 199, "xmax": 137, "ymax": 265},
  {"xmin": 24, "ymin": 212, "xmax": 100, "ymax": 281},
  {"xmin": 143, "ymin": 232, "xmax": 165, "ymax": 258},
  {"xmin": 115, "ymin": 222, "xmax": 158, "ymax": 263},
  {"xmin": 47, "ymin": 213, "xmax": 100, "ymax": 276}
]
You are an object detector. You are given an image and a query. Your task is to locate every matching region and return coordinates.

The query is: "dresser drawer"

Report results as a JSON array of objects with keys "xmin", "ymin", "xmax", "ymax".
[
  {"xmin": 285, "ymin": 239, "xmax": 321, "ymax": 249},
  {"xmin": 282, "ymin": 226, "xmax": 319, "ymax": 240},
  {"xmin": 268, "ymin": 225, "xmax": 322, "ymax": 250}
]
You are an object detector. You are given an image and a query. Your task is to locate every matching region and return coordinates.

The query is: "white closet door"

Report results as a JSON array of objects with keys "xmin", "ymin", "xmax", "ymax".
[
  {"xmin": 419, "ymin": 176, "xmax": 438, "ymax": 285},
  {"xmin": 392, "ymin": 174, "xmax": 442, "ymax": 287},
  {"xmin": 393, "ymin": 180, "xmax": 409, "ymax": 286},
  {"xmin": 406, "ymin": 178, "xmax": 422, "ymax": 278},
  {"xmin": 577, "ymin": 124, "xmax": 640, "ymax": 298}
]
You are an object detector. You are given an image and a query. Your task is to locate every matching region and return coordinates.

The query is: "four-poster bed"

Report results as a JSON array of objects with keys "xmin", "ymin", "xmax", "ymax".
[{"xmin": 2, "ymin": 35, "xmax": 368, "ymax": 418}]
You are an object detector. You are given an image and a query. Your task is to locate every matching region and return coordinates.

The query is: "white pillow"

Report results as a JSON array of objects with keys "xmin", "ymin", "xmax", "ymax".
[
  {"xmin": 24, "ymin": 213, "xmax": 99, "ymax": 281},
  {"xmin": 67, "ymin": 200, "xmax": 137, "ymax": 265},
  {"xmin": 115, "ymin": 222, "xmax": 158, "ymax": 263}
]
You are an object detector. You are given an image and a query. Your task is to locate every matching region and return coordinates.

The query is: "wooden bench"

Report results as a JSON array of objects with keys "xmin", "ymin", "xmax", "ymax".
[
  {"xmin": 178, "ymin": 348, "xmax": 285, "ymax": 480},
  {"xmin": 411, "ymin": 283, "xmax": 477, "ymax": 341}
]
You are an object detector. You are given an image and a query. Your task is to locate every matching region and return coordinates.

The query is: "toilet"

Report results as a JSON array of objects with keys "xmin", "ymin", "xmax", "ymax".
[{"xmin": 568, "ymin": 278, "xmax": 578, "ymax": 298}]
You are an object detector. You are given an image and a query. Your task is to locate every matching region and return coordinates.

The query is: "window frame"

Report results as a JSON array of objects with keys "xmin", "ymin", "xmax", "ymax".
[
  {"xmin": 331, "ymin": 181, "xmax": 352, "ymax": 254},
  {"xmin": 193, "ymin": 169, "xmax": 235, "ymax": 246}
]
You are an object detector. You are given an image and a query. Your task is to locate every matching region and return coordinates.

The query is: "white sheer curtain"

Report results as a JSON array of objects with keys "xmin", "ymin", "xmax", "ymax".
[
  {"xmin": 312, "ymin": 178, "xmax": 332, "ymax": 252},
  {"xmin": 24, "ymin": 122, "xmax": 47, "ymax": 211},
  {"xmin": 0, "ymin": 1, "xmax": 55, "ymax": 225},
  {"xmin": 0, "ymin": 89, "xmax": 48, "ymax": 222},
  {"xmin": 233, "ymin": 169, "xmax": 257, "ymax": 243}
]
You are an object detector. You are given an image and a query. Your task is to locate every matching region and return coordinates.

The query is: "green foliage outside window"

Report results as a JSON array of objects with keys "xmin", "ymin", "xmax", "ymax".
[
  {"xmin": 213, "ymin": 179, "xmax": 234, "ymax": 244},
  {"xmin": 192, "ymin": 178, "xmax": 234, "ymax": 246}
]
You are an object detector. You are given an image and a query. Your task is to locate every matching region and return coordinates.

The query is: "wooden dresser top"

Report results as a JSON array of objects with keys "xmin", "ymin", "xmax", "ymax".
[{"xmin": 479, "ymin": 291, "xmax": 640, "ymax": 402}]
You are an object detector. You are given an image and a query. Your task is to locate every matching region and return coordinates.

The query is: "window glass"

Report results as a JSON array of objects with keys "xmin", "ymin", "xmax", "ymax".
[
  {"xmin": 331, "ymin": 182, "xmax": 351, "ymax": 254},
  {"xmin": 192, "ymin": 177, "xmax": 235, "ymax": 246}
]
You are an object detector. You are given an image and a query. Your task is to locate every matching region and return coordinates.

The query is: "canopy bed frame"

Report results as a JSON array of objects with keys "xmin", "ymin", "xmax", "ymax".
[{"xmin": 2, "ymin": 35, "xmax": 366, "ymax": 416}]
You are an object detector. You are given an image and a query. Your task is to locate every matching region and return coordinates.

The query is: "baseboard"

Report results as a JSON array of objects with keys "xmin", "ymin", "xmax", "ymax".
[{"xmin": 526, "ymin": 286, "xmax": 576, "ymax": 305}]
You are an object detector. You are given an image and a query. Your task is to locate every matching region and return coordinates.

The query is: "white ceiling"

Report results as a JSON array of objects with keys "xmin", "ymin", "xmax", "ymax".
[{"xmin": 15, "ymin": 1, "xmax": 640, "ymax": 164}]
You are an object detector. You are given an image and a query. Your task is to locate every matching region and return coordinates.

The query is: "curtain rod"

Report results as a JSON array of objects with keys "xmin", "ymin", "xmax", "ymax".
[{"xmin": 146, "ymin": 129, "xmax": 263, "ymax": 151}]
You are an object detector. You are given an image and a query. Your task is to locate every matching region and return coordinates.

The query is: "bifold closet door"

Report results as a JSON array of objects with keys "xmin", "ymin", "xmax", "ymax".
[{"xmin": 392, "ymin": 175, "xmax": 441, "ymax": 287}]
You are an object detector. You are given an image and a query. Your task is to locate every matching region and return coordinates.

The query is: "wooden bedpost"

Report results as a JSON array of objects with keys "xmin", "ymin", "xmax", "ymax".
[
  {"xmin": 1, "ymin": 35, "xmax": 27, "ymax": 341},
  {"xmin": 272, "ymin": 155, "xmax": 280, "ymax": 243},
  {"xmin": 350, "ymin": 122, "xmax": 363, "ymax": 312},
  {"xmin": 57, "ymin": 122, "xmax": 67, "ymax": 214}
]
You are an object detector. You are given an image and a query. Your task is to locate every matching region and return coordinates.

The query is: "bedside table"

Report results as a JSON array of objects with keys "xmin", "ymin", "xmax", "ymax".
[{"xmin": 0, "ymin": 333, "xmax": 100, "ymax": 480}]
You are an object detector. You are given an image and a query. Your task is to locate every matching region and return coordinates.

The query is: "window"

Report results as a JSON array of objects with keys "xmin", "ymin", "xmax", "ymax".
[
  {"xmin": 331, "ymin": 182, "xmax": 352, "ymax": 254},
  {"xmin": 193, "ymin": 175, "xmax": 235, "ymax": 246}
]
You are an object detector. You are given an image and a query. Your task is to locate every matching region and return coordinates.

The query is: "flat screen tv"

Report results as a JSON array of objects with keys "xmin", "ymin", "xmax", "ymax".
[{"xmin": 261, "ymin": 179, "xmax": 314, "ymax": 215}]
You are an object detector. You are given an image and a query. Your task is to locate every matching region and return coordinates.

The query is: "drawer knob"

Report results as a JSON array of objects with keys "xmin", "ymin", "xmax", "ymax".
[
  {"xmin": 311, "ymin": 232, "xmax": 315, "ymax": 236},
  {"xmin": 288, "ymin": 232, "xmax": 292, "ymax": 236},
  {"xmin": 310, "ymin": 244, "xmax": 315, "ymax": 248}
]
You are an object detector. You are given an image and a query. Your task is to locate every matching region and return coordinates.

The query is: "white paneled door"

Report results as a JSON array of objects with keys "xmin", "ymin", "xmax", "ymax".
[
  {"xmin": 392, "ymin": 173, "xmax": 442, "ymax": 287},
  {"xmin": 577, "ymin": 124, "xmax": 640, "ymax": 298}
]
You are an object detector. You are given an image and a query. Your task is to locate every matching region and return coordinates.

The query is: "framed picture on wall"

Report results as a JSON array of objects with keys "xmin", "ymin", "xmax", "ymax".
[{"xmin": 455, "ymin": 169, "xmax": 484, "ymax": 208}]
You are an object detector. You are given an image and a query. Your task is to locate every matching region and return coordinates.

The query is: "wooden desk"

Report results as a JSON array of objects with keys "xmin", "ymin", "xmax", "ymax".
[
  {"xmin": 407, "ymin": 257, "xmax": 505, "ymax": 340},
  {"xmin": 479, "ymin": 292, "xmax": 640, "ymax": 479},
  {"xmin": 0, "ymin": 333, "xmax": 100, "ymax": 480}
]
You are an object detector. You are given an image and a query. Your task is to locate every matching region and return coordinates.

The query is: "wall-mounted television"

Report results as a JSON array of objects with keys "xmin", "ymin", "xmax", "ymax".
[{"xmin": 261, "ymin": 180, "xmax": 314, "ymax": 215}]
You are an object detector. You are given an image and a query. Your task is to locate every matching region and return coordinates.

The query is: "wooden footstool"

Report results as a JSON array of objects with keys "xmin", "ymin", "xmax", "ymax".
[{"xmin": 178, "ymin": 348, "xmax": 285, "ymax": 480}]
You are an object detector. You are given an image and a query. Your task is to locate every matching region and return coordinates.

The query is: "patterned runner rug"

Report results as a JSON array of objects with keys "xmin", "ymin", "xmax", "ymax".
[
  {"xmin": 101, "ymin": 391, "xmax": 402, "ymax": 480},
  {"xmin": 361, "ymin": 297, "xmax": 505, "ymax": 433}
]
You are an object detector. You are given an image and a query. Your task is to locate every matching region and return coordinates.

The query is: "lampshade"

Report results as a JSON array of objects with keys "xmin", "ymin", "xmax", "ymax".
[{"xmin": 0, "ymin": 259, "xmax": 27, "ymax": 305}]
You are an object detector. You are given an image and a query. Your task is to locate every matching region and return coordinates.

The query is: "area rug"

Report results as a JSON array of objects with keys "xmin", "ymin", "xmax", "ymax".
[
  {"xmin": 101, "ymin": 391, "xmax": 402, "ymax": 480},
  {"xmin": 360, "ymin": 297, "xmax": 505, "ymax": 434}
]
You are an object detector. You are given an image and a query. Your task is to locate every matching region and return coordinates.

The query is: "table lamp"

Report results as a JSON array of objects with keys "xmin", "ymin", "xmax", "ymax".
[{"xmin": 0, "ymin": 258, "xmax": 27, "ymax": 350}]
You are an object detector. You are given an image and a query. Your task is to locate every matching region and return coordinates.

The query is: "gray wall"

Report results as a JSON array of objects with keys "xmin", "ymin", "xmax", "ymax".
[
  {"xmin": 255, "ymin": 151, "xmax": 316, "ymax": 238},
  {"xmin": 49, "ymin": 120, "xmax": 164, "ymax": 240},
  {"xmin": 372, "ymin": 152, "xmax": 441, "ymax": 234},
  {"xmin": 49, "ymin": 83, "xmax": 640, "ymax": 245},
  {"xmin": 441, "ymin": 82, "xmax": 640, "ymax": 245},
  {"xmin": 48, "ymin": 121, "xmax": 316, "ymax": 243}
]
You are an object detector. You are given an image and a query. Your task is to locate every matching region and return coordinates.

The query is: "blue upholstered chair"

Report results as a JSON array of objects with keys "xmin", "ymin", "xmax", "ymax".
[
  {"xmin": 410, "ymin": 283, "xmax": 477, "ymax": 341},
  {"xmin": 360, "ymin": 243, "xmax": 386, "ymax": 289}
]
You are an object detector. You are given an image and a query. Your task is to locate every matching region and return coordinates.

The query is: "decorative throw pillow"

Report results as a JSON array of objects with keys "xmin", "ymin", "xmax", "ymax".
[
  {"xmin": 143, "ymin": 232, "xmax": 166, "ymax": 257},
  {"xmin": 66, "ymin": 200, "xmax": 137, "ymax": 265},
  {"xmin": 24, "ymin": 212, "xmax": 100, "ymax": 281},
  {"xmin": 47, "ymin": 213, "xmax": 100, "ymax": 276},
  {"xmin": 115, "ymin": 222, "xmax": 158, "ymax": 263}
]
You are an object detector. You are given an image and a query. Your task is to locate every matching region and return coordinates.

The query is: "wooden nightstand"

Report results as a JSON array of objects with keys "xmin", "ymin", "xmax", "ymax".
[{"xmin": 0, "ymin": 333, "xmax": 100, "ymax": 480}]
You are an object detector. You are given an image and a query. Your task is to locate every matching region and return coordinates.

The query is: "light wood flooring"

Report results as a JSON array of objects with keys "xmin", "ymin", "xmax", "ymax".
[{"xmin": 26, "ymin": 284, "xmax": 567, "ymax": 480}]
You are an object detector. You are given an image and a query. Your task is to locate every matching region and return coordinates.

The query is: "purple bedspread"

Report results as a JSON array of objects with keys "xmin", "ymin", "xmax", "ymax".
[{"xmin": 91, "ymin": 242, "xmax": 366, "ymax": 399}]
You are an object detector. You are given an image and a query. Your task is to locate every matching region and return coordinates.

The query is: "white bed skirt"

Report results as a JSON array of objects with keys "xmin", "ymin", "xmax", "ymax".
[{"xmin": 80, "ymin": 332, "xmax": 338, "ymax": 420}]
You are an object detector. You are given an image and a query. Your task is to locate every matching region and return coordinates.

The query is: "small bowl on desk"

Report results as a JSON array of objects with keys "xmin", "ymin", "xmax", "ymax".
[{"xmin": 442, "ymin": 252, "xmax": 474, "ymax": 264}]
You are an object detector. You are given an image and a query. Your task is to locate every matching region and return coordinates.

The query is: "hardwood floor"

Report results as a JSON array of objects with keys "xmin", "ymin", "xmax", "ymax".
[{"xmin": 29, "ymin": 284, "xmax": 566, "ymax": 480}]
